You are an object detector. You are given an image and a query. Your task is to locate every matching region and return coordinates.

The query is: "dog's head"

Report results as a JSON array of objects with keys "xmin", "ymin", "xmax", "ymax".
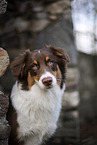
[{"xmin": 10, "ymin": 46, "xmax": 70, "ymax": 90}]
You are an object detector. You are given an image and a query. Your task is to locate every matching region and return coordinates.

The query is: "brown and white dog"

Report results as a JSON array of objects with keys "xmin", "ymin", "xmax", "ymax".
[{"xmin": 7, "ymin": 45, "xmax": 70, "ymax": 145}]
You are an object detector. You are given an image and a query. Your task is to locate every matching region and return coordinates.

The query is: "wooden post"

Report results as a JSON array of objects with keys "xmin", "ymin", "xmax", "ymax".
[{"xmin": 78, "ymin": 52, "xmax": 97, "ymax": 121}]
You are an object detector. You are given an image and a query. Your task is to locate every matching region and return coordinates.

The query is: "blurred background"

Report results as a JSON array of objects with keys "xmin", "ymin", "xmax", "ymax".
[{"xmin": 0, "ymin": 0, "xmax": 97, "ymax": 144}]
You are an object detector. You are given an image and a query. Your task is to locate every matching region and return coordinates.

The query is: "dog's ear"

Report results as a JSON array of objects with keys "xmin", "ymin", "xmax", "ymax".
[
  {"xmin": 45, "ymin": 45, "xmax": 70, "ymax": 62},
  {"xmin": 10, "ymin": 50, "xmax": 31, "ymax": 79}
]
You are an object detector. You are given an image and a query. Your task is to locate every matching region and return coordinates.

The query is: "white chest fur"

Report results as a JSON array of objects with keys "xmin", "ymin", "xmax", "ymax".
[{"xmin": 11, "ymin": 81, "xmax": 65, "ymax": 144}]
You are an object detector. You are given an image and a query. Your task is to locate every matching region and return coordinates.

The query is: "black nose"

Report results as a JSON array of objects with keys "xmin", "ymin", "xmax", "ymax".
[{"xmin": 42, "ymin": 77, "xmax": 52, "ymax": 87}]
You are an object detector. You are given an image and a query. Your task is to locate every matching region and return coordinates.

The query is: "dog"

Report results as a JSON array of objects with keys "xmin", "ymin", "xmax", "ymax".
[{"xmin": 7, "ymin": 45, "xmax": 70, "ymax": 145}]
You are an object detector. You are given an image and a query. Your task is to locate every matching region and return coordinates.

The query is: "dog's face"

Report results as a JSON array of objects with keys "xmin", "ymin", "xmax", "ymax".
[{"xmin": 11, "ymin": 46, "xmax": 70, "ymax": 90}]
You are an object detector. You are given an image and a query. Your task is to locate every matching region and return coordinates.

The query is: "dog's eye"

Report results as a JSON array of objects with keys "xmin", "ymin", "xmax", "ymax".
[
  {"xmin": 47, "ymin": 61, "xmax": 54, "ymax": 67},
  {"xmin": 31, "ymin": 64, "xmax": 38, "ymax": 71}
]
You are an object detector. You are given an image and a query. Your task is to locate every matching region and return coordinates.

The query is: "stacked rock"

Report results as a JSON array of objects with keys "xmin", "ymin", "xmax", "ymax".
[{"xmin": 0, "ymin": 48, "xmax": 10, "ymax": 145}]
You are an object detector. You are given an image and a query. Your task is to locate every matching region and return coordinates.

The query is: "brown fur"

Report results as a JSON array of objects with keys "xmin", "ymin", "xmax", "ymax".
[
  {"xmin": 7, "ymin": 100, "xmax": 24, "ymax": 145},
  {"xmin": 10, "ymin": 45, "xmax": 69, "ymax": 90},
  {"xmin": 7, "ymin": 45, "xmax": 70, "ymax": 145}
]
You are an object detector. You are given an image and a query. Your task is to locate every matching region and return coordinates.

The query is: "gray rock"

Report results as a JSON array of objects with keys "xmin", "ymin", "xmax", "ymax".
[
  {"xmin": 46, "ymin": 1, "xmax": 71, "ymax": 15},
  {"xmin": 31, "ymin": 19, "xmax": 50, "ymax": 32},
  {"xmin": 0, "ymin": 118, "xmax": 10, "ymax": 139},
  {"xmin": 0, "ymin": 92, "xmax": 9, "ymax": 116},
  {"xmin": 0, "ymin": 0, "xmax": 7, "ymax": 14},
  {"xmin": 0, "ymin": 92, "xmax": 10, "ymax": 145},
  {"xmin": 0, "ymin": 48, "xmax": 9, "ymax": 77}
]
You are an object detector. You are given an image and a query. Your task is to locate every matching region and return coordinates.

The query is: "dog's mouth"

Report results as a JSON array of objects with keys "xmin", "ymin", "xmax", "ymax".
[{"xmin": 44, "ymin": 85, "xmax": 53, "ymax": 89}]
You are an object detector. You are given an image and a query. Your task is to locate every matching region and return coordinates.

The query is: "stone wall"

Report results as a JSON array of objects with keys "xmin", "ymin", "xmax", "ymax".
[
  {"xmin": 0, "ymin": 48, "xmax": 10, "ymax": 145},
  {"xmin": 0, "ymin": 3, "xmax": 10, "ymax": 144}
]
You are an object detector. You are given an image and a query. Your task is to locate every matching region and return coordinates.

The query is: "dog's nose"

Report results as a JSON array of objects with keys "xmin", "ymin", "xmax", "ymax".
[{"xmin": 42, "ymin": 77, "xmax": 52, "ymax": 87}]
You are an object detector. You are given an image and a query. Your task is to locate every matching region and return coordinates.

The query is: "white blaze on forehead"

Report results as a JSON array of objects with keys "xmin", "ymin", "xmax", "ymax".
[
  {"xmin": 38, "ymin": 50, "xmax": 41, "ymax": 53},
  {"xmin": 34, "ymin": 50, "xmax": 41, "ymax": 53},
  {"xmin": 35, "ymin": 72, "xmax": 57, "ymax": 89}
]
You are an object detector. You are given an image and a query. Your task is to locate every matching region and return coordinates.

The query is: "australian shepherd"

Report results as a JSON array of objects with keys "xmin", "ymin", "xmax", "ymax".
[{"xmin": 7, "ymin": 45, "xmax": 70, "ymax": 145}]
